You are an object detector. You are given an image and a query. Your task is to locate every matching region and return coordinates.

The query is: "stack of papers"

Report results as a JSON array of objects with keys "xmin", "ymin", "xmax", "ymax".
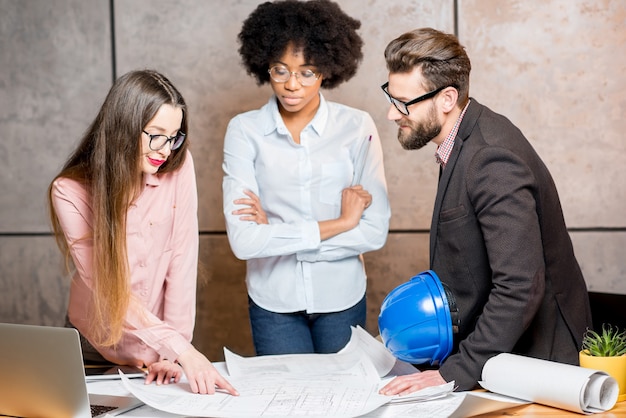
[
  {"xmin": 99, "ymin": 328, "xmax": 618, "ymax": 417},
  {"xmin": 118, "ymin": 326, "xmax": 453, "ymax": 417}
]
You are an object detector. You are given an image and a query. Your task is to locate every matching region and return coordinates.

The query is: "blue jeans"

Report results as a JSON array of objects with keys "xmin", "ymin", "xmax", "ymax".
[{"xmin": 248, "ymin": 295, "xmax": 366, "ymax": 355}]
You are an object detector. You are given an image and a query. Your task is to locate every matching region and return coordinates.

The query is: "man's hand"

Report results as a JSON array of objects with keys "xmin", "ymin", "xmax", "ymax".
[{"xmin": 379, "ymin": 370, "xmax": 447, "ymax": 396}]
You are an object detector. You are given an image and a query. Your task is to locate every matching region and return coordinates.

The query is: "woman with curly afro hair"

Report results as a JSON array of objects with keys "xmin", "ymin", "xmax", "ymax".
[{"xmin": 222, "ymin": 0, "xmax": 390, "ymax": 356}]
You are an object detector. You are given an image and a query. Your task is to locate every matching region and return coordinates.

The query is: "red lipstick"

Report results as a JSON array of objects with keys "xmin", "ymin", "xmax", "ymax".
[{"xmin": 148, "ymin": 157, "xmax": 166, "ymax": 167}]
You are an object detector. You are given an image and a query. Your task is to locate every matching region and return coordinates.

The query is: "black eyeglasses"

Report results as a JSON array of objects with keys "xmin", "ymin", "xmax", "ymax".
[
  {"xmin": 381, "ymin": 82, "xmax": 447, "ymax": 116},
  {"xmin": 142, "ymin": 130, "xmax": 186, "ymax": 151}
]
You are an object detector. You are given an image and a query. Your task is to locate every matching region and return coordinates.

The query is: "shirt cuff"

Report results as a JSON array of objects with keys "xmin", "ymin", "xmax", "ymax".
[{"xmin": 158, "ymin": 335, "xmax": 194, "ymax": 363}]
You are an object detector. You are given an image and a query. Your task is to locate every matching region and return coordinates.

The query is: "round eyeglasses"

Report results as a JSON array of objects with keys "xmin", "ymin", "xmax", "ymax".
[
  {"xmin": 381, "ymin": 82, "xmax": 448, "ymax": 116},
  {"xmin": 268, "ymin": 66, "xmax": 321, "ymax": 86},
  {"xmin": 142, "ymin": 130, "xmax": 186, "ymax": 151}
]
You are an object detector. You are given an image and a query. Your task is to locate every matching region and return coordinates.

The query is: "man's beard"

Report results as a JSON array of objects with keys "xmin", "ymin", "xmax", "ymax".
[{"xmin": 397, "ymin": 105, "xmax": 441, "ymax": 150}]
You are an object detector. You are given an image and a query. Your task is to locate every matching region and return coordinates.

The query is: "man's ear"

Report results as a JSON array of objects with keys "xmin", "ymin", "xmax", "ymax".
[{"xmin": 440, "ymin": 87, "xmax": 459, "ymax": 114}]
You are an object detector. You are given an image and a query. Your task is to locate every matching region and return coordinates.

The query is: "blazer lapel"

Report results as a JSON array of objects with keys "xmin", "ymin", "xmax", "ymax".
[
  {"xmin": 429, "ymin": 100, "xmax": 480, "ymax": 265},
  {"xmin": 430, "ymin": 139, "xmax": 462, "ymax": 264}
]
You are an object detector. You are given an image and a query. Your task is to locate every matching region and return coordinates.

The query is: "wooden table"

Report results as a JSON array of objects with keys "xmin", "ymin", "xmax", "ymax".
[
  {"xmin": 475, "ymin": 400, "xmax": 626, "ymax": 417},
  {"xmin": 3, "ymin": 401, "xmax": 625, "ymax": 417}
]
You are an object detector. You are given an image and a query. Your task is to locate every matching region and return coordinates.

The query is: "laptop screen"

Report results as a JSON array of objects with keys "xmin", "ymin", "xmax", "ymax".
[{"xmin": 0, "ymin": 323, "xmax": 141, "ymax": 418}]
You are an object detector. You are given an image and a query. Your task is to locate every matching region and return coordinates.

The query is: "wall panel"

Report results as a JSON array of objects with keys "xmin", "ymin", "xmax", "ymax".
[
  {"xmin": 0, "ymin": 236, "xmax": 69, "ymax": 326},
  {"xmin": 458, "ymin": 0, "xmax": 626, "ymax": 228},
  {"xmin": 0, "ymin": 0, "xmax": 112, "ymax": 233}
]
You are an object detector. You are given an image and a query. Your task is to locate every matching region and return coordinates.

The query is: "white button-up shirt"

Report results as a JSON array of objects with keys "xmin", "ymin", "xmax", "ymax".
[{"xmin": 222, "ymin": 94, "xmax": 390, "ymax": 313}]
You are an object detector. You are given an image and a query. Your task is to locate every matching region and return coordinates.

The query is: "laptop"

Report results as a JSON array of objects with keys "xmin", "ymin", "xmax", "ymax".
[{"xmin": 0, "ymin": 322, "xmax": 143, "ymax": 417}]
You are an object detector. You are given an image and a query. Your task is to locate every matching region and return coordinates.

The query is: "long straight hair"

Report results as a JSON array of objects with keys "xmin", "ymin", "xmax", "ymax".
[{"xmin": 48, "ymin": 70, "xmax": 189, "ymax": 347}]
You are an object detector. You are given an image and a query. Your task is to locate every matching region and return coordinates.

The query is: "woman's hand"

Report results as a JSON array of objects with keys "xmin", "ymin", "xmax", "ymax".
[
  {"xmin": 318, "ymin": 185, "xmax": 372, "ymax": 240},
  {"xmin": 339, "ymin": 185, "xmax": 372, "ymax": 229},
  {"xmin": 232, "ymin": 189, "xmax": 268, "ymax": 224},
  {"xmin": 176, "ymin": 347, "xmax": 239, "ymax": 395},
  {"xmin": 145, "ymin": 360, "xmax": 183, "ymax": 386}
]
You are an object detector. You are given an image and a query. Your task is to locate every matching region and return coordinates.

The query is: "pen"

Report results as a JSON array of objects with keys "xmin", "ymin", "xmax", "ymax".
[{"xmin": 352, "ymin": 135, "xmax": 372, "ymax": 186}]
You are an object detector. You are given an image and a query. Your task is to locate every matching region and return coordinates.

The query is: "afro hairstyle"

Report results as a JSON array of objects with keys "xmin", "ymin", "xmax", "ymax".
[{"xmin": 237, "ymin": 0, "xmax": 363, "ymax": 89}]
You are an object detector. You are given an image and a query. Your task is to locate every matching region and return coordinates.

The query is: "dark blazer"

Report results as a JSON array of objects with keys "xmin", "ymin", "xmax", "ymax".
[{"xmin": 432, "ymin": 99, "xmax": 592, "ymax": 391}]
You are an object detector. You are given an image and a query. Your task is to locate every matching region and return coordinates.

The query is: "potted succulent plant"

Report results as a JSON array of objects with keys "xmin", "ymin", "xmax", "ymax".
[{"xmin": 579, "ymin": 324, "xmax": 626, "ymax": 402}]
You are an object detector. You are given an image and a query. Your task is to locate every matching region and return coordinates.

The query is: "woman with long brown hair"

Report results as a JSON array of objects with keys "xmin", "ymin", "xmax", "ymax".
[{"xmin": 48, "ymin": 69, "xmax": 236, "ymax": 395}]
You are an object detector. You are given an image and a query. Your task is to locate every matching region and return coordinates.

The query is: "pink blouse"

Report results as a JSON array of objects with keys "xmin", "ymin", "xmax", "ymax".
[{"xmin": 51, "ymin": 151, "xmax": 198, "ymax": 367}]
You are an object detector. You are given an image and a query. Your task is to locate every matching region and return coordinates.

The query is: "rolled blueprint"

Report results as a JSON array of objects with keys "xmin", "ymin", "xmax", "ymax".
[{"xmin": 479, "ymin": 353, "xmax": 618, "ymax": 414}]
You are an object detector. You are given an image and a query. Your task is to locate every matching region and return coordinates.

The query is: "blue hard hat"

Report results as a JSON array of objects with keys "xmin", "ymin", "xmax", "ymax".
[{"xmin": 378, "ymin": 270, "xmax": 457, "ymax": 365}]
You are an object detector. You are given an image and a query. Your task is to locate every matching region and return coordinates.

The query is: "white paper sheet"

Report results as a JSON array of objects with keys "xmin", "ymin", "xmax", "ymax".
[
  {"xmin": 120, "ymin": 372, "xmax": 390, "ymax": 417},
  {"xmin": 87, "ymin": 379, "xmax": 134, "ymax": 397},
  {"xmin": 116, "ymin": 326, "xmax": 455, "ymax": 417},
  {"xmin": 342, "ymin": 325, "xmax": 400, "ymax": 377},
  {"xmin": 360, "ymin": 391, "xmax": 528, "ymax": 418},
  {"xmin": 106, "ymin": 404, "xmax": 184, "ymax": 418},
  {"xmin": 479, "ymin": 353, "xmax": 619, "ymax": 414},
  {"xmin": 224, "ymin": 326, "xmax": 393, "ymax": 383},
  {"xmin": 385, "ymin": 381, "xmax": 455, "ymax": 404},
  {"xmin": 99, "ymin": 330, "xmax": 609, "ymax": 417}
]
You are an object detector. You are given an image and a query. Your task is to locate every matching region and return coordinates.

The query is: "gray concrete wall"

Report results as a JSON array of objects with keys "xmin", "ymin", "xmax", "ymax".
[{"xmin": 1, "ymin": 0, "xmax": 624, "ymax": 361}]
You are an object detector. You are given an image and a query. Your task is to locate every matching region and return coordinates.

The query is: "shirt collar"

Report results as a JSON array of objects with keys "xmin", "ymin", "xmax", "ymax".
[
  {"xmin": 144, "ymin": 172, "xmax": 160, "ymax": 187},
  {"xmin": 435, "ymin": 99, "xmax": 471, "ymax": 167},
  {"xmin": 264, "ymin": 93, "xmax": 328, "ymax": 138}
]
